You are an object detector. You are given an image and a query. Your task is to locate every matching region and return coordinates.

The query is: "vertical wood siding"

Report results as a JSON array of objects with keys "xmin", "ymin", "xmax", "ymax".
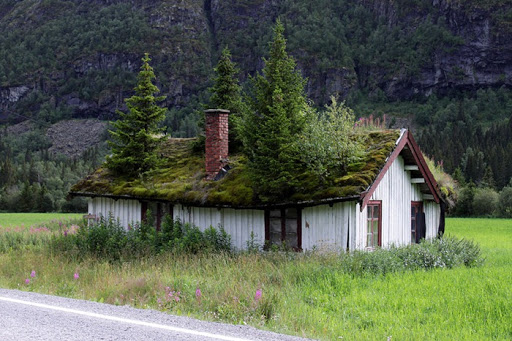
[
  {"xmin": 173, "ymin": 204, "xmax": 265, "ymax": 250},
  {"xmin": 301, "ymin": 202, "xmax": 354, "ymax": 251},
  {"xmin": 355, "ymin": 155, "xmax": 439, "ymax": 249},
  {"xmin": 424, "ymin": 201, "xmax": 440, "ymax": 239},
  {"xmin": 88, "ymin": 197, "xmax": 141, "ymax": 228}
]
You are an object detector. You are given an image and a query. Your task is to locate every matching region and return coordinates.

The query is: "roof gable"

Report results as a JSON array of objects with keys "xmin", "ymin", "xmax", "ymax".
[{"xmin": 360, "ymin": 129, "xmax": 441, "ymax": 210}]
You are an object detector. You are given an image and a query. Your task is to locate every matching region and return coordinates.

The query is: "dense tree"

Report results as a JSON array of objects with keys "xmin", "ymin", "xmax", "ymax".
[
  {"xmin": 239, "ymin": 19, "xmax": 309, "ymax": 200},
  {"xmin": 106, "ymin": 54, "xmax": 167, "ymax": 178},
  {"xmin": 208, "ymin": 47, "xmax": 244, "ymax": 149}
]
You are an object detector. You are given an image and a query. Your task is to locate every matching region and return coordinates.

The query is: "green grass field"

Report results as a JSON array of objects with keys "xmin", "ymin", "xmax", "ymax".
[
  {"xmin": 0, "ymin": 213, "xmax": 83, "ymax": 228},
  {"xmin": 0, "ymin": 217, "xmax": 510, "ymax": 340}
]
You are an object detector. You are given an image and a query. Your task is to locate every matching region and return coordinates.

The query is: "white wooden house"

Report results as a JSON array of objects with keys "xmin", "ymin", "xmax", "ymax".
[{"xmin": 70, "ymin": 110, "xmax": 445, "ymax": 251}]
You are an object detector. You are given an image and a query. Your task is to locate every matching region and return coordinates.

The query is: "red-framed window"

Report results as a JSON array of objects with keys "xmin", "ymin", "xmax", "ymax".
[
  {"xmin": 366, "ymin": 201, "xmax": 382, "ymax": 249},
  {"xmin": 265, "ymin": 207, "xmax": 302, "ymax": 250},
  {"xmin": 411, "ymin": 201, "xmax": 423, "ymax": 243}
]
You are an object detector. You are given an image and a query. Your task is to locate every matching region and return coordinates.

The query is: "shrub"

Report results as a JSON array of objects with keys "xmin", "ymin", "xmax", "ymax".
[
  {"xmin": 472, "ymin": 187, "xmax": 499, "ymax": 217},
  {"xmin": 498, "ymin": 186, "xmax": 512, "ymax": 218},
  {"xmin": 50, "ymin": 215, "xmax": 233, "ymax": 261},
  {"xmin": 339, "ymin": 236, "xmax": 483, "ymax": 276}
]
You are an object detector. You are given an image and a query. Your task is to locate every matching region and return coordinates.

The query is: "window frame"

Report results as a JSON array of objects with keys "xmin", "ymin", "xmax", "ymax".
[
  {"xmin": 264, "ymin": 207, "xmax": 302, "ymax": 251},
  {"xmin": 366, "ymin": 200, "xmax": 382, "ymax": 249}
]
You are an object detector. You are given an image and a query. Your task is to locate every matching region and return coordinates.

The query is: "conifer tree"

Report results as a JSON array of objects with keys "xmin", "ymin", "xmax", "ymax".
[
  {"xmin": 209, "ymin": 47, "xmax": 243, "ymax": 113},
  {"xmin": 106, "ymin": 53, "xmax": 166, "ymax": 178},
  {"xmin": 240, "ymin": 19, "xmax": 309, "ymax": 200},
  {"xmin": 208, "ymin": 47, "xmax": 244, "ymax": 149}
]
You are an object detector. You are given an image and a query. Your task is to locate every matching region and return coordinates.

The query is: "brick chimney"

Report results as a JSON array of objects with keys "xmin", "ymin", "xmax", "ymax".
[{"xmin": 204, "ymin": 109, "xmax": 230, "ymax": 180}]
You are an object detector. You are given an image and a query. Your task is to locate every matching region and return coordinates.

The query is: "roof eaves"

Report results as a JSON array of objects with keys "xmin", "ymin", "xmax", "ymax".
[{"xmin": 69, "ymin": 191, "xmax": 361, "ymax": 210}]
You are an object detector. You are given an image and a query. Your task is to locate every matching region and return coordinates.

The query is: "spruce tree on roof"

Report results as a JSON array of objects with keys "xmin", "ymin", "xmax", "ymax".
[
  {"xmin": 240, "ymin": 19, "xmax": 309, "ymax": 200},
  {"xmin": 106, "ymin": 53, "xmax": 166, "ymax": 178},
  {"xmin": 208, "ymin": 47, "xmax": 244, "ymax": 150}
]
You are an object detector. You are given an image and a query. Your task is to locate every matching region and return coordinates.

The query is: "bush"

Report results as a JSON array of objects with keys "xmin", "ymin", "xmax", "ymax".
[
  {"xmin": 339, "ymin": 236, "xmax": 483, "ymax": 276},
  {"xmin": 472, "ymin": 187, "xmax": 499, "ymax": 217},
  {"xmin": 50, "ymin": 215, "xmax": 233, "ymax": 261},
  {"xmin": 498, "ymin": 186, "xmax": 512, "ymax": 218}
]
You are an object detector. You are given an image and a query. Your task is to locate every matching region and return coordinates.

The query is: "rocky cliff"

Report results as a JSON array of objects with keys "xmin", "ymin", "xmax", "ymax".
[{"xmin": 0, "ymin": 0, "xmax": 511, "ymax": 126}]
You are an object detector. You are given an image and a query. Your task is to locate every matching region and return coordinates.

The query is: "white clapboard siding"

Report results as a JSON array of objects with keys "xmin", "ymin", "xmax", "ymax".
[
  {"xmin": 173, "ymin": 204, "xmax": 265, "ymax": 250},
  {"xmin": 302, "ymin": 202, "xmax": 354, "ymax": 251},
  {"xmin": 424, "ymin": 201, "xmax": 440, "ymax": 239},
  {"xmin": 355, "ymin": 155, "xmax": 436, "ymax": 250},
  {"xmin": 87, "ymin": 197, "xmax": 141, "ymax": 228}
]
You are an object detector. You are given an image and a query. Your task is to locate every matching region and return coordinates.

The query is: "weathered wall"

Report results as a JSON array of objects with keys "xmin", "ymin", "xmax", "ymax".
[
  {"xmin": 355, "ymin": 155, "xmax": 439, "ymax": 249},
  {"xmin": 173, "ymin": 204, "xmax": 265, "ymax": 250},
  {"xmin": 87, "ymin": 197, "xmax": 141, "ymax": 228},
  {"xmin": 301, "ymin": 201, "xmax": 355, "ymax": 251}
]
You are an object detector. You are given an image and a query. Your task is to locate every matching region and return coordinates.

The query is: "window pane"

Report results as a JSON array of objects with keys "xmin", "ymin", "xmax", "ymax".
[
  {"xmin": 373, "ymin": 206, "xmax": 380, "ymax": 219},
  {"xmin": 285, "ymin": 232, "xmax": 298, "ymax": 248},
  {"xmin": 285, "ymin": 208, "xmax": 297, "ymax": 219},
  {"xmin": 286, "ymin": 218, "xmax": 297, "ymax": 233},
  {"xmin": 271, "ymin": 231, "xmax": 281, "ymax": 244},
  {"xmin": 270, "ymin": 218, "xmax": 281, "ymax": 234},
  {"xmin": 367, "ymin": 233, "xmax": 372, "ymax": 247},
  {"xmin": 270, "ymin": 210, "xmax": 281, "ymax": 219},
  {"xmin": 367, "ymin": 220, "xmax": 373, "ymax": 234},
  {"xmin": 367, "ymin": 206, "xmax": 373, "ymax": 220}
]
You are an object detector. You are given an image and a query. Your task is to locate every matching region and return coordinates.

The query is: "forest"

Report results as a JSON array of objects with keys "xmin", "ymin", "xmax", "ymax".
[{"xmin": 1, "ymin": 0, "xmax": 512, "ymax": 216}]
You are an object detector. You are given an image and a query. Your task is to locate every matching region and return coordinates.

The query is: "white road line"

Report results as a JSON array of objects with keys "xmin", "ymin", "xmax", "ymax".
[{"xmin": 0, "ymin": 296, "xmax": 253, "ymax": 341}]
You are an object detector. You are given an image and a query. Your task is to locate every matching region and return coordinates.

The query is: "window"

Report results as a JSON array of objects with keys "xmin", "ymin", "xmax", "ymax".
[
  {"xmin": 366, "ymin": 201, "xmax": 381, "ymax": 249},
  {"xmin": 141, "ymin": 202, "xmax": 173, "ymax": 231},
  {"xmin": 265, "ymin": 208, "xmax": 301, "ymax": 250},
  {"xmin": 411, "ymin": 201, "xmax": 424, "ymax": 243}
]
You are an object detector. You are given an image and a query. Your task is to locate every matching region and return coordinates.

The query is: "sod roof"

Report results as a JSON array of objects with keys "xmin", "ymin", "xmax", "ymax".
[{"xmin": 70, "ymin": 130, "xmax": 402, "ymax": 208}]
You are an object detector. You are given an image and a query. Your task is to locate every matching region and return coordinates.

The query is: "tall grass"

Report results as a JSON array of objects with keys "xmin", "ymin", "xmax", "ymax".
[{"xmin": 0, "ymin": 218, "xmax": 510, "ymax": 340}]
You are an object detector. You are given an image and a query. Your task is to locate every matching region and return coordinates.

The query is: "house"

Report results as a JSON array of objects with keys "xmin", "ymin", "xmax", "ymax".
[{"xmin": 69, "ymin": 109, "xmax": 445, "ymax": 251}]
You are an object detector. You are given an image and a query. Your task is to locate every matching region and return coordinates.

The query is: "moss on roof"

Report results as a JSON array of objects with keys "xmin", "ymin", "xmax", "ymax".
[{"xmin": 70, "ymin": 130, "xmax": 401, "ymax": 207}]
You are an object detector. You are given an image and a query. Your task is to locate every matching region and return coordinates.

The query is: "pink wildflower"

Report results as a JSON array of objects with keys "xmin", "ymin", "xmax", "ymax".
[
  {"xmin": 195, "ymin": 288, "xmax": 201, "ymax": 299},
  {"xmin": 254, "ymin": 289, "xmax": 262, "ymax": 302},
  {"xmin": 30, "ymin": 270, "xmax": 36, "ymax": 278},
  {"xmin": 25, "ymin": 278, "xmax": 30, "ymax": 285},
  {"xmin": 74, "ymin": 272, "xmax": 79, "ymax": 280}
]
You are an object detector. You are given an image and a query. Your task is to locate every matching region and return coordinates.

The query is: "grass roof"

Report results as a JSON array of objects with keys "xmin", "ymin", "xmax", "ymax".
[{"xmin": 70, "ymin": 130, "xmax": 401, "ymax": 207}]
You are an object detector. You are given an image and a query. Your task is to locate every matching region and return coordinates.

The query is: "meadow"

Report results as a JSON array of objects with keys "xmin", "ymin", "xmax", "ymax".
[
  {"xmin": 0, "ymin": 216, "xmax": 510, "ymax": 340},
  {"xmin": 0, "ymin": 213, "xmax": 83, "ymax": 228}
]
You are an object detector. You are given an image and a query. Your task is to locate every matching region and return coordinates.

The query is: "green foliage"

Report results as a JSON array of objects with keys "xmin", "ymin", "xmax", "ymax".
[
  {"xmin": 454, "ymin": 184, "xmax": 476, "ymax": 217},
  {"xmin": 472, "ymin": 187, "xmax": 499, "ymax": 217},
  {"xmin": 499, "ymin": 185, "xmax": 512, "ymax": 218},
  {"xmin": 0, "ymin": 126, "xmax": 107, "ymax": 213},
  {"xmin": 106, "ymin": 54, "xmax": 167, "ymax": 178},
  {"xmin": 340, "ymin": 236, "xmax": 483, "ymax": 276},
  {"xmin": 209, "ymin": 47, "xmax": 244, "ymax": 115},
  {"xmin": 51, "ymin": 215, "xmax": 233, "ymax": 261},
  {"xmin": 208, "ymin": 47, "xmax": 245, "ymax": 150},
  {"xmin": 240, "ymin": 20, "xmax": 310, "ymax": 200},
  {"xmin": 297, "ymin": 97, "xmax": 364, "ymax": 179}
]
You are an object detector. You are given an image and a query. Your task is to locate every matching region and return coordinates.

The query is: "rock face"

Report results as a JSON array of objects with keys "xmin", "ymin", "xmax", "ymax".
[
  {"xmin": 0, "ymin": 0, "xmax": 511, "ymax": 123},
  {"xmin": 46, "ymin": 119, "xmax": 108, "ymax": 158},
  {"xmin": 380, "ymin": 0, "xmax": 512, "ymax": 99}
]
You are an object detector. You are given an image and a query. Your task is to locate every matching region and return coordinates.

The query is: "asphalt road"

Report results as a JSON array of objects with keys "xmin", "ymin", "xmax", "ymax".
[{"xmin": 0, "ymin": 289, "xmax": 312, "ymax": 341}]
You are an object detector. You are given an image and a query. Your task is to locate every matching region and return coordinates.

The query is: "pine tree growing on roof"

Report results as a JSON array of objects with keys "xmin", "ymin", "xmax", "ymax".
[
  {"xmin": 106, "ymin": 53, "xmax": 166, "ymax": 178},
  {"xmin": 239, "ymin": 19, "xmax": 310, "ymax": 200}
]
